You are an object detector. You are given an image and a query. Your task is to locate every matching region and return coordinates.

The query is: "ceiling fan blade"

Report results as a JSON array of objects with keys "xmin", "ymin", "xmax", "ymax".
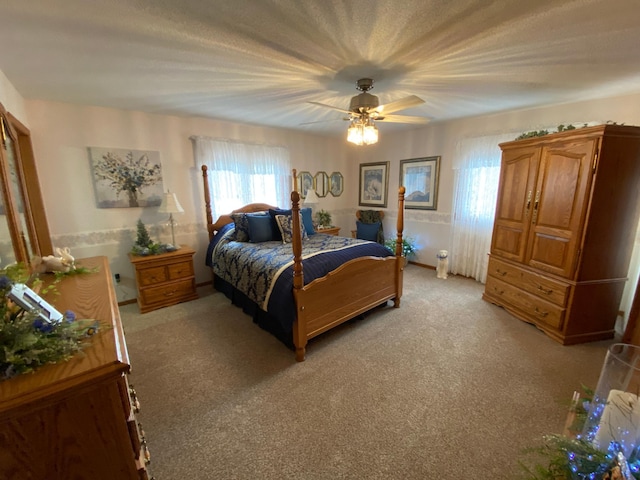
[
  {"xmin": 376, "ymin": 114, "xmax": 430, "ymax": 124},
  {"xmin": 308, "ymin": 101, "xmax": 353, "ymax": 115},
  {"xmin": 375, "ymin": 95, "xmax": 425, "ymax": 115},
  {"xmin": 300, "ymin": 117, "xmax": 349, "ymax": 126}
]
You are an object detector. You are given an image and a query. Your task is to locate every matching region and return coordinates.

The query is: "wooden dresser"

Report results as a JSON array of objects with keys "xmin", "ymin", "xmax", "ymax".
[
  {"xmin": 483, "ymin": 125, "xmax": 640, "ymax": 344},
  {"xmin": 129, "ymin": 246, "xmax": 198, "ymax": 313},
  {"xmin": 0, "ymin": 256, "xmax": 152, "ymax": 480}
]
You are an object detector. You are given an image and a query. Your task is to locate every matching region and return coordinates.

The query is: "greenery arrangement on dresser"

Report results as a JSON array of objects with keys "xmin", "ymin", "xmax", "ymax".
[
  {"xmin": 0, "ymin": 262, "xmax": 98, "ymax": 380},
  {"xmin": 130, "ymin": 219, "xmax": 177, "ymax": 256}
]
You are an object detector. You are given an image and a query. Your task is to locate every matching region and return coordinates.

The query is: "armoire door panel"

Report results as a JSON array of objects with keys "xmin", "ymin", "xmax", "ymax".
[
  {"xmin": 525, "ymin": 140, "xmax": 595, "ymax": 278},
  {"xmin": 490, "ymin": 146, "xmax": 540, "ymax": 261}
]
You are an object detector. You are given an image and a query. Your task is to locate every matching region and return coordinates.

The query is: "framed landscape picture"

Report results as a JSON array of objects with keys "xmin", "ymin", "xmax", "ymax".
[
  {"xmin": 359, "ymin": 161, "xmax": 389, "ymax": 208},
  {"xmin": 400, "ymin": 156, "xmax": 440, "ymax": 210}
]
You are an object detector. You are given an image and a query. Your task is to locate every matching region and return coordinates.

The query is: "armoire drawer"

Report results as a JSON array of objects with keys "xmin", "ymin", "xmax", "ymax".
[
  {"xmin": 485, "ymin": 275, "xmax": 566, "ymax": 331},
  {"xmin": 488, "ymin": 257, "xmax": 569, "ymax": 307}
]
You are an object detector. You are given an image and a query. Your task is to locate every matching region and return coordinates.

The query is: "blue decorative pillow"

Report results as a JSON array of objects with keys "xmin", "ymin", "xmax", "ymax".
[
  {"xmin": 230, "ymin": 213, "xmax": 250, "ymax": 242},
  {"xmin": 300, "ymin": 207, "xmax": 315, "ymax": 236},
  {"xmin": 269, "ymin": 208, "xmax": 291, "ymax": 241},
  {"xmin": 356, "ymin": 221, "xmax": 381, "ymax": 242},
  {"xmin": 275, "ymin": 213, "xmax": 308, "ymax": 244},
  {"xmin": 247, "ymin": 213, "xmax": 275, "ymax": 242}
]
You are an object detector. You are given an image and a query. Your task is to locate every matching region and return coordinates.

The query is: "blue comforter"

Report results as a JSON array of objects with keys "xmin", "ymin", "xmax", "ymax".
[{"xmin": 207, "ymin": 225, "xmax": 394, "ymax": 331}]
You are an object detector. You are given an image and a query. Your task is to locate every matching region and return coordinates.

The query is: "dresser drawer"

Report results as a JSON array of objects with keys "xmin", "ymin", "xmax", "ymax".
[
  {"xmin": 488, "ymin": 256, "xmax": 569, "ymax": 306},
  {"xmin": 485, "ymin": 275, "xmax": 566, "ymax": 330},
  {"xmin": 167, "ymin": 260, "xmax": 194, "ymax": 280},
  {"xmin": 141, "ymin": 278, "xmax": 195, "ymax": 305},
  {"xmin": 138, "ymin": 266, "xmax": 168, "ymax": 286}
]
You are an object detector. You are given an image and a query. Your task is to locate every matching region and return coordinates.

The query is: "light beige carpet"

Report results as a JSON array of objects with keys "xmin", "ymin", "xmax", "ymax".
[{"xmin": 120, "ymin": 265, "xmax": 614, "ymax": 479}]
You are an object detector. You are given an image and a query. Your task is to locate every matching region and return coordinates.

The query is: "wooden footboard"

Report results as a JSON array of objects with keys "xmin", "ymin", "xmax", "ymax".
[{"xmin": 290, "ymin": 181, "xmax": 406, "ymax": 361}]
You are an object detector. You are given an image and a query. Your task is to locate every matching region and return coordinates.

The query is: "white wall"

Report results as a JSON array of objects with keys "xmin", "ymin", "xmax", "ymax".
[{"xmin": 0, "ymin": 70, "xmax": 28, "ymax": 123}]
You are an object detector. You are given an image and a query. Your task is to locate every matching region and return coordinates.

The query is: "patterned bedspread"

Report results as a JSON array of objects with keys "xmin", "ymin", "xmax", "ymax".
[{"xmin": 210, "ymin": 228, "xmax": 393, "ymax": 313}]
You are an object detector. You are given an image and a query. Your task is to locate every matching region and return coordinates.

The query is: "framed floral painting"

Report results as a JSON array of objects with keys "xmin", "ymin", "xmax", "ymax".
[{"xmin": 88, "ymin": 147, "xmax": 164, "ymax": 208}]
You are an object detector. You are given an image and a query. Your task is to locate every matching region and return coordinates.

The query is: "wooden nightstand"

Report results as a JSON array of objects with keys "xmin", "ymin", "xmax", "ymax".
[
  {"xmin": 129, "ymin": 247, "xmax": 198, "ymax": 313},
  {"xmin": 315, "ymin": 226, "xmax": 340, "ymax": 236}
]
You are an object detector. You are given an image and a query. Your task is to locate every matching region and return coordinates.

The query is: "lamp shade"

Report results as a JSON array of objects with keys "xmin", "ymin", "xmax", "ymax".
[
  {"xmin": 303, "ymin": 188, "xmax": 319, "ymax": 206},
  {"xmin": 158, "ymin": 192, "xmax": 184, "ymax": 214}
]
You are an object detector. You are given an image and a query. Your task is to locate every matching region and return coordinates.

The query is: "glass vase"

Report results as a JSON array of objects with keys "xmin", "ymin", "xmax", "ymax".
[{"xmin": 582, "ymin": 343, "xmax": 640, "ymax": 458}]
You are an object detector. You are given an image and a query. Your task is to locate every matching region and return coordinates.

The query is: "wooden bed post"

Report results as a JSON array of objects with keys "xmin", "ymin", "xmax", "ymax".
[
  {"xmin": 201, "ymin": 165, "xmax": 214, "ymax": 241},
  {"xmin": 394, "ymin": 186, "xmax": 406, "ymax": 307},
  {"xmin": 290, "ymin": 177, "xmax": 307, "ymax": 362}
]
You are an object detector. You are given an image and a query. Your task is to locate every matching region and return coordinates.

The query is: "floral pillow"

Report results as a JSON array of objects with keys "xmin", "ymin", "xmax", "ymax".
[
  {"xmin": 229, "ymin": 213, "xmax": 250, "ymax": 242},
  {"xmin": 275, "ymin": 213, "xmax": 308, "ymax": 244}
]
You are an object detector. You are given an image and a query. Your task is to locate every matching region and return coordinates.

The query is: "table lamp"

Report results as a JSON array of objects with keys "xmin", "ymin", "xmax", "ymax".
[{"xmin": 158, "ymin": 191, "xmax": 184, "ymax": 247}]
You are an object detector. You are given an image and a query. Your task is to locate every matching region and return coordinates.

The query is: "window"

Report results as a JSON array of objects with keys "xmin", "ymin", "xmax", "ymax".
[
  {"xmin": 191, "ymin": 137, "xmax": 291, "ymax": 218},
  {"xmin": 450, "ymin": 133, "xmax": 514, "ymax": 282}
]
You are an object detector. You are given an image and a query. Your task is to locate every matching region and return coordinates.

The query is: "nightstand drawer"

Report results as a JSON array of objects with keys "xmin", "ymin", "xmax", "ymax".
[
  {"xmin": 167, "ymin": 261, "xmax": 194, "ymax": 280},
  {"xmin": 141, "ymin": 278, "xmax": 196, "ymax": 306},
  {"xmin": 138, "ymin": 266, "xmax": 168, "ymax": 286}
]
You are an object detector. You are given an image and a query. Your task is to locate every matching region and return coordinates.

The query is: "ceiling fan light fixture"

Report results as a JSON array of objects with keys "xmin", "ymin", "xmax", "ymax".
[
  {"xmin": 347, "ymin": 119, "xmax": 362, "ymax": 145},
  {"xmin": 347, "ymin": 116, "xmax": 378, "ymax": 146}
]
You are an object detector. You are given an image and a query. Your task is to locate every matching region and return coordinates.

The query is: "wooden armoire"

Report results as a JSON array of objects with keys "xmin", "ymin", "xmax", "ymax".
[{"xmin": 483, "ymin": 124, "xmax": 640, "ymax": 345}]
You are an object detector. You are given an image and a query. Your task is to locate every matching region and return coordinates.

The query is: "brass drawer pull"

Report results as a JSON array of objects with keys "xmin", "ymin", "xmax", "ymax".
[
  {"xmin": 534, "ymin": 307, "xmax": 549, "ymax": 317},
  {"xmin": 537, "ymin": 285, "xmax": 553, "ymax": 295},
  {"xmin": 142, "ymin": 438, "xmax": 151, "ymax": 465},
  {"xmin": 493, "ymin": 287, "xmax": 504, "ymax": 295},
  {"xmin": 129, "ymin": 385, "xmax": 141, "ymax": 413},
  {"xmin": 495, "ymin": 269, "xmax": 507, "ymax": 277}
]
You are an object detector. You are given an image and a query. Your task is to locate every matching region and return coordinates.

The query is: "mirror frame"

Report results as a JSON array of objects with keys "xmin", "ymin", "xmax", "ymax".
[{"xmin": 0, "ymin": 102, "xmax": 52, "ymax": 265}]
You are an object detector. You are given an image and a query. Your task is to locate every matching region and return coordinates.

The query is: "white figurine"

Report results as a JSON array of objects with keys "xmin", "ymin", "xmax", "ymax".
[{"xmin": 436, "ymin": 250, "xmax": 449, "ymax": 279}]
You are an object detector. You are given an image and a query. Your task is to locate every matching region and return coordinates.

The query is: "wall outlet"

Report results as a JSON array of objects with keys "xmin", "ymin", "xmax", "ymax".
[{"xmin": 114, "ymin": 273, "xmax": 121, "ymax": 283}]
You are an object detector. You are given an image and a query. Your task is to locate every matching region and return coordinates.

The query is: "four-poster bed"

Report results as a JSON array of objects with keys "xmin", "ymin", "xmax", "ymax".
[{"xmin": 201, "ymin": 165, "xmax": 406, "ymax": 361}]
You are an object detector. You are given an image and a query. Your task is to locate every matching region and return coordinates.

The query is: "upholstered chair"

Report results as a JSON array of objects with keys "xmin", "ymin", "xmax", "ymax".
[{"xmin": 351, "ymin": 210, "xmax": 385, "ymax": 244}]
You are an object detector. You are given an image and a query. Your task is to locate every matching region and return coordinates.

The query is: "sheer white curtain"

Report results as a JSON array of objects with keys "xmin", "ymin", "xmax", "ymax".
[
  {"xmin": 450, "ymin": 133, "xmax": 515, "ymax": 283},
  {"xmin": 191, "ymin": 137, "xmax": 291, "ymax": 219}
]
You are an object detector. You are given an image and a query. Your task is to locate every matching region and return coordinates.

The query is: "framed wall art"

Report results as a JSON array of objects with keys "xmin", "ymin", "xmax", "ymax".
[
  {"xmin": 314, "ymin": 171, "xmax": 329, "ymax": 197},
  {"xmin": 329, "ymin": 171, "xmax": 343, "ymax": 197},
  {"xmin": 400, "ymin": 156, "xmax": 440, "ymax": 210},
  {"xmin": 88, "ymin": 147, "xmax": 164, "ymax": 208},
  {"xmin": 359, "ymin": 161, "xmax": 389, "ymax": 208},
  {"xmin": 296, "ymin": 171, "xmax": 314, "ymax": 199}
]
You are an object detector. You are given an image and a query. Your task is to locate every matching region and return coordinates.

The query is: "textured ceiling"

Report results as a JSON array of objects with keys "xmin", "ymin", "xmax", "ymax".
[{"xmin": 1, "ymin": 0, "xmax": 640, "ymax": 137}]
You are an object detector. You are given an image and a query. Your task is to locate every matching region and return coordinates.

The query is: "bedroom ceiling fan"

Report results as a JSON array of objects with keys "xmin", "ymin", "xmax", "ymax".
[{"xmin": 308, "ymin": 78, "xmax": 429, "ymax": 145}]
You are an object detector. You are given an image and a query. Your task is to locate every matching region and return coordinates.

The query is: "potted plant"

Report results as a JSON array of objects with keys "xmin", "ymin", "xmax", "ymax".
[
  {"xmin": 384, "ymin": 237, "xmax": 417, "ymax": 263},
  {"xmin": 315, "ymin": 209, "xmax": 332, "ymax": 229}
]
